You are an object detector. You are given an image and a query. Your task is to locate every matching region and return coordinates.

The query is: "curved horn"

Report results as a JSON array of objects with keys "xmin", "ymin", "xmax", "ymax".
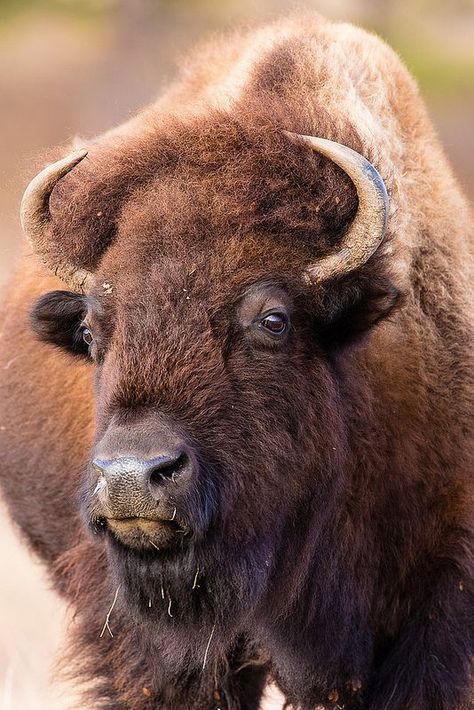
[
  {"xmin": 285, "ymin": 133, "xmax": 389, "ymax": 283},
  {"xmin": 20, "ymin": 149, "xmax": 94, "ymax": 293}
]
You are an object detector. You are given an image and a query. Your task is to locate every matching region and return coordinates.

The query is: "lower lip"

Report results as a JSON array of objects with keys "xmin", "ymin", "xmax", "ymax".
[
  {"xmin": 104, "ymin": 516, "xmax": 187, "ymax": 551},
  {"xmin": 106, "ymin": 518, "xmax": 166, "ymax": 534}
]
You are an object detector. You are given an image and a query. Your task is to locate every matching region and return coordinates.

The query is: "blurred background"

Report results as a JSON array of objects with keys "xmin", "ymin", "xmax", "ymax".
[{"xmin": 0, "ymin": 0, "xmax": 473, "ymax": 707}]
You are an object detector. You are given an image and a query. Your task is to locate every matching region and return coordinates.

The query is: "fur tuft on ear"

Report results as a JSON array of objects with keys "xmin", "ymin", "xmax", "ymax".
[
  {"xmin": 313, "ymin": 267, "xmax": 402, "ymax": 349},
  {"xmin": 30, "ymin": 290, "xmax": 88, "ymax": 356}
]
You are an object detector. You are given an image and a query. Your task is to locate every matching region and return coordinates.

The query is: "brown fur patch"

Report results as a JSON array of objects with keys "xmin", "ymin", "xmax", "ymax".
[{"xmin": 1, "ymin": 11, "xmax": 473, "ymax": 710}]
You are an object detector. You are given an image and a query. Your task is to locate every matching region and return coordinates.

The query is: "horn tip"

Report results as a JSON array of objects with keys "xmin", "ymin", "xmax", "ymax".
[{"xmin": 20, "ymin": 148, "xmax": 89, "ymax": 242}]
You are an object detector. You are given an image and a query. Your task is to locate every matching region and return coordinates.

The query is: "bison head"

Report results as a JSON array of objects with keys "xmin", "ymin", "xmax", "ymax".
[{"xmin": 26, "ymin": 116, "xmax": 398, "ymax": 640}]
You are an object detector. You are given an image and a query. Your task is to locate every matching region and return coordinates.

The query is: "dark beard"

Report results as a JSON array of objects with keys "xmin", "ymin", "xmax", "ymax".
[{"xmin": 104, "ymin": 529, "xmax": 274, "ymax": 670}]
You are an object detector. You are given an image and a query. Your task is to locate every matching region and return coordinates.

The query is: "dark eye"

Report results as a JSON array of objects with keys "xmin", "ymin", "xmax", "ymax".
[
  {"xmin": 258, "ymin": 311, "xmax": 289, "ymax": 336},
  {"xmin": 81, "ymin": 326, "xmax": 93, "ymax": 346}
]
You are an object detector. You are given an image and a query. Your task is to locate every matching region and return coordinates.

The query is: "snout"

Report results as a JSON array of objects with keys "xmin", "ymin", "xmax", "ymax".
[
  {"xmin": 92, "ymin": 449, "xmax": 192, "ymax": 509},
  {"xmin": 88, "ymin": 419, "xmax": 202, "ymax": 550}
]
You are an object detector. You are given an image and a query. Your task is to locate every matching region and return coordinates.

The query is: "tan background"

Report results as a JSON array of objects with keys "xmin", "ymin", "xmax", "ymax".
[{"xmin": 0, "ymin": 0, "xmax": 473, "ymax": 707}]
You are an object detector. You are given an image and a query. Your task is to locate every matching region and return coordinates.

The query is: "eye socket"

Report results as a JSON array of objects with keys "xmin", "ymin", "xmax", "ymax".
[
  {"xmin": 81, "ymin": 326, "xmax": 93, "ymax": 346},
  {"xmin": 256, "ymin": 310, "xmax": 289, "ymax": 337}
]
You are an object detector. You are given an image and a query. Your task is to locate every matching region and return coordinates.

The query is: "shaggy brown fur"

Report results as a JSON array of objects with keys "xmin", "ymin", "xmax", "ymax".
[{"xmin": 1, "ymin": 12, "xmax": 473, "ymax": 709}]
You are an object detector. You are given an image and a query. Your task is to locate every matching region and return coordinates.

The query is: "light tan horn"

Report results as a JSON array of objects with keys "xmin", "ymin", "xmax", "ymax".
[
  {"xmin": 285, "ymin": 133, "xmax": 389, "ymax": 283},
  {"xmin": 20, "ymin": 149, "xmax": 93, "ymax": 293}
]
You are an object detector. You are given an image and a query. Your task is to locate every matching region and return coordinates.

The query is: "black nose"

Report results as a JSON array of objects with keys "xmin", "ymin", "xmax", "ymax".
[{"xmin": 92, "ymin": 451, "xmax": 191, "ymax": 500}]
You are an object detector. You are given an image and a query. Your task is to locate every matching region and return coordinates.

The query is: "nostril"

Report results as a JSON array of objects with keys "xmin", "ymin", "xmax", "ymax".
[{"xmin": 148, "ymin": 453, "xmax": 188, "ymax": 488}]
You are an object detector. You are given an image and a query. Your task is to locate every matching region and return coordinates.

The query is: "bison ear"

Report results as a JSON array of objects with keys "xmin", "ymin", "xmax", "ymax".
[
  {"xmin": 314, "ymin": 270, "xmax": 401, "ymax": 349},
  {"xmin": 30, "ymin": 290, "xmax": 89, "ymax": 356}
]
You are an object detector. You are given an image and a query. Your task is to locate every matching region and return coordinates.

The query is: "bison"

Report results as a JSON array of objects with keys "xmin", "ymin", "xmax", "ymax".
[{"xmin": 0, "ymin": 11, "xmax": 473, "ymax": 710}]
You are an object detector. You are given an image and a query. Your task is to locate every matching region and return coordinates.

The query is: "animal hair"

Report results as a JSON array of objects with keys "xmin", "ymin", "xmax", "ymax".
[{"xmin": 0, "ymin": 11, "xmax": 473, "ymax": 709}]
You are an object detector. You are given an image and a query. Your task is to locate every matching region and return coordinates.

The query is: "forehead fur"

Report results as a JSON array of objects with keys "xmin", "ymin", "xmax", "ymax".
[{"xmin": 49, "ymin": 110, "xmax": 358, "ymax": 276}]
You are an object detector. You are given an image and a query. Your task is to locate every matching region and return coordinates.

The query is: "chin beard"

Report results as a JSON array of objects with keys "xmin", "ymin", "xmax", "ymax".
[{"xmin": 104, "ymin": 531, "xmax": 274, "ymax": 654}]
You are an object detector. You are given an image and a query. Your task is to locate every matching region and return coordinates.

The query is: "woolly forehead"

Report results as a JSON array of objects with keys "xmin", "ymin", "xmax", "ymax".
[
  {"xmin": 94, "ymin": 186, "xmax": 309, "ymax": 313},
  {"xmin": 47, "ymin": 114, "xmax": 358, "ymax": 279}
]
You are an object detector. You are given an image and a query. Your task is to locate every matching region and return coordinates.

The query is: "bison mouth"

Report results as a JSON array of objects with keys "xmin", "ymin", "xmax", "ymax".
[{"xmin": 94, "ymin": 514, "xmax": 190, "ymax": 552}]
